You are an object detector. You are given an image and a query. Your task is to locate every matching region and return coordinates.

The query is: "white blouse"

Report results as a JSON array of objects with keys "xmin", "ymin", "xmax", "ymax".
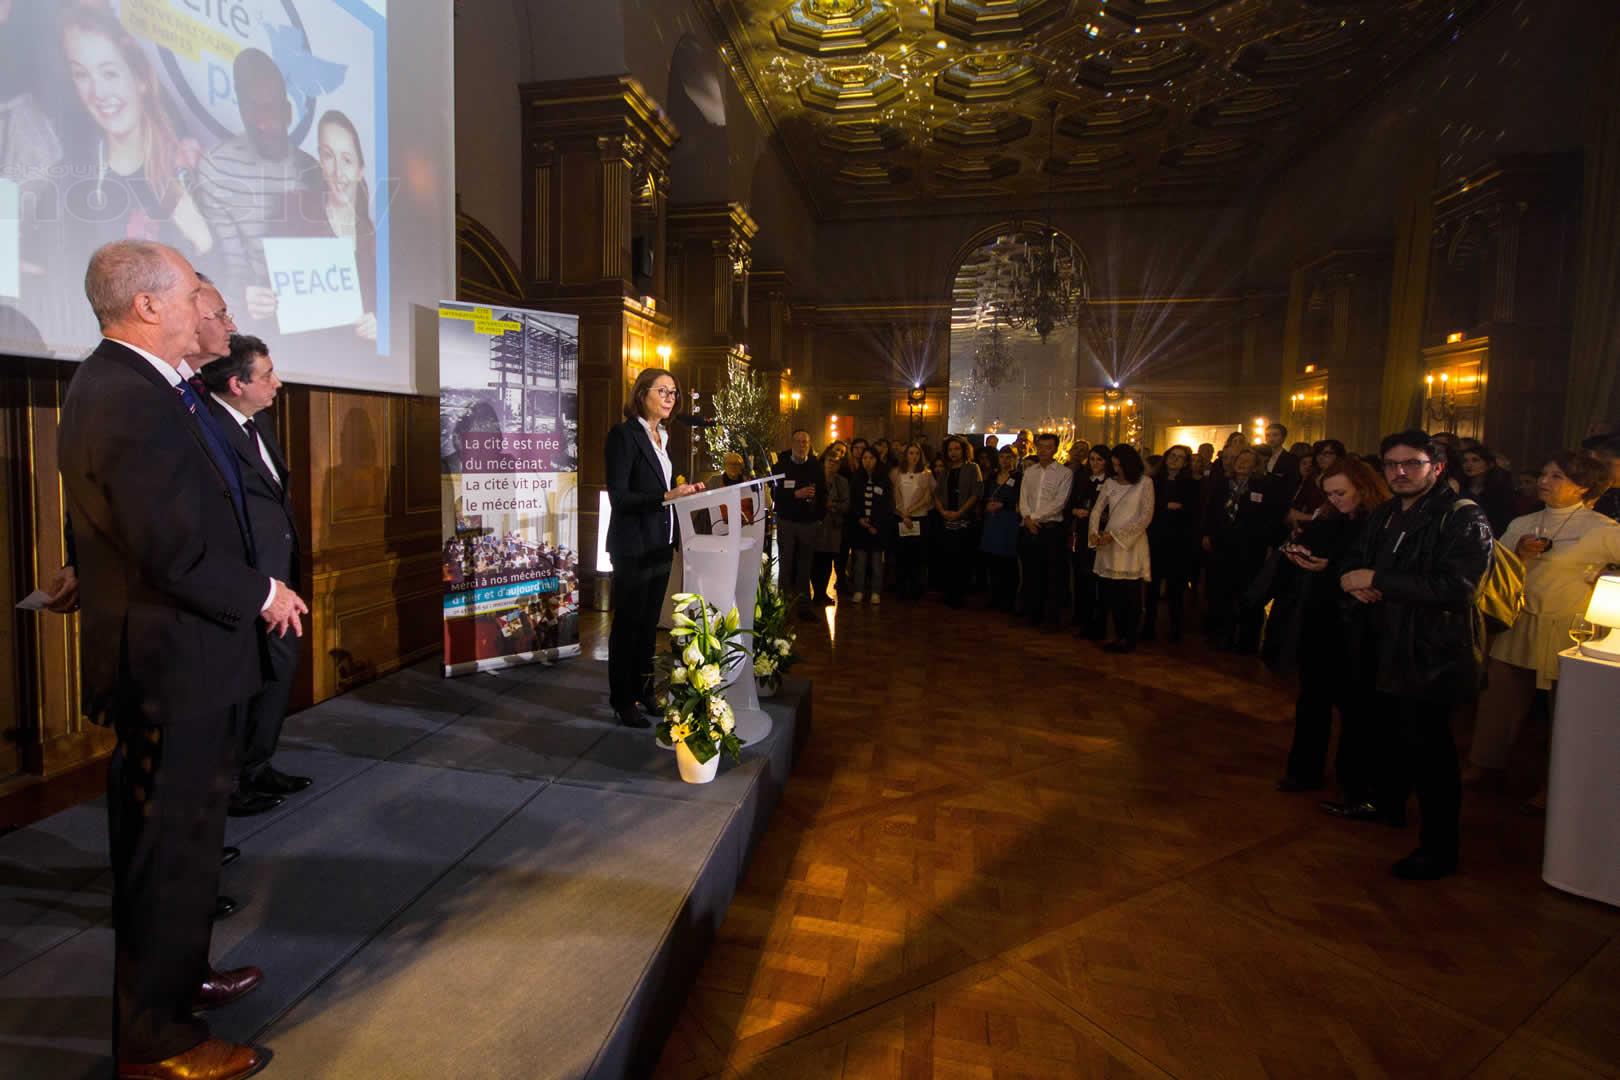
[
  {"xmin": 893, "ymin": 470, "xmax": 934, "ymax": 518},
  {"xmin": 640, "ymin": 417, "xmax": 673, "ymax": 541},
  {"xmin": 1089, "ymin": 477, "xmax": 1155, "ymax": 581}
]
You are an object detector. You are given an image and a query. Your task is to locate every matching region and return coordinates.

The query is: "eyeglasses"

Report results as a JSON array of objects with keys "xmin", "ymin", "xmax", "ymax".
[
  {"xmin": 1381, "ymin": 458, "xmax": 1432, "ymax": 473},
  {"xmin": 650, "ymin": 387, "xmax": 678, "ymax": 399}
]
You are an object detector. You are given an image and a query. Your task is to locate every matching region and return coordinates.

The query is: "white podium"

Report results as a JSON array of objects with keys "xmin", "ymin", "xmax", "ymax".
[
  {"xmin": 671, "ymin": 477, "xmax": 780, "ymax": 745},
  {"xmin": 1544, "ymin": 648, "xmax": 1620, "ymax": 907}
]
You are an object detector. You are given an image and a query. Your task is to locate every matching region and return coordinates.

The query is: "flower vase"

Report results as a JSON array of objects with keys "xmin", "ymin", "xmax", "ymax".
[
  {"xmin": 675, "ymin": 739, "xmax": 720, "ymax": 784},
  {"xmin": 756, "ymin": 674, "xmax": 780, "ymax": 698}
]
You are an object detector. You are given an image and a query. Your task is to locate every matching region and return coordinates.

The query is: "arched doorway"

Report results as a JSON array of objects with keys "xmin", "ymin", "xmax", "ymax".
[{"xmin": 948, "ymin": 224, "xmax": 1094, "ymax": 444}]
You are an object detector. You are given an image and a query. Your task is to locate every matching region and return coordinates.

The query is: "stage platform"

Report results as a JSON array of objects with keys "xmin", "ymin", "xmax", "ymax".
[{"xmin": 0, "ymin": 657, "xmax": 810, "ymax": 1078}]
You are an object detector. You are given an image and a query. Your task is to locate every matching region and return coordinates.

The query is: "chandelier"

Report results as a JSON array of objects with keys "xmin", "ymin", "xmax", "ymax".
[
  {"xmin": 1004, "ymin": 104, "xmax": 1086, "ymax": 344},
  {"xmin": 970, "ymin": 308, "xmax": 1018, "ymax": 390}
]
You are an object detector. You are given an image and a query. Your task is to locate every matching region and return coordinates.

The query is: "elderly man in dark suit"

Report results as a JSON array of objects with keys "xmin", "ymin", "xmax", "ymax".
[
  {"xmin": 201, "ymin": 335, "xmax": 311, "ymax": 814},
  {"xmin": 59, "ymin": 240, "xmax": 307, "ymax": 1080}
]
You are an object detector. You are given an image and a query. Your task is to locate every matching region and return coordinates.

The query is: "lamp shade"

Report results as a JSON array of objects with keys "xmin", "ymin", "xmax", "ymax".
[{"xmin": 1580, "ymin": 574, "xmax": 1620, "ymax": 661}]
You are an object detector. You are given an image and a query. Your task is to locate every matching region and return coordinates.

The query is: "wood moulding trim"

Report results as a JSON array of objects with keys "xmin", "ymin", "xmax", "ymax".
[
  {"xmin": 520, "ymin": 75, "xmax": 679, "ymax": 150},
  {"xmin": 534, "ymin": 164, "xmax": 552, "ymax": 283},
  {"xmin": 311, "ymin": 549, "xmax": 441, "ymax": 583},
  {"xmin": 456, "ymin": 210, "xmax": 525, "ymax": 302}
]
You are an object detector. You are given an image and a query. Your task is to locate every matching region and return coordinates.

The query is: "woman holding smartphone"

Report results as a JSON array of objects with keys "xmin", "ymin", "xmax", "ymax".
[{"xmin": 1271, "ymin": 459, "xmax": 1390, "ymax": 812}]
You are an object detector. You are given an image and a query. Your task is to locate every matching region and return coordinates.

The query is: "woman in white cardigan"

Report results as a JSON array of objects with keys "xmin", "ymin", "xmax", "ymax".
[
  {"xmin": 1089, "ymin": 444, "xmax": 1155, "ymax": 653},
  {"xmin": 1464, "ymin": 450, "xmax": 1620, "ymax": 808}
]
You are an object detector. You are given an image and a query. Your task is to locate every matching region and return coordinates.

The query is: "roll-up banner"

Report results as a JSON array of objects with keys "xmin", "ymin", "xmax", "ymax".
[{"xmin": 438, "ymin": 301, "xmax": 581, "ymax": 675}]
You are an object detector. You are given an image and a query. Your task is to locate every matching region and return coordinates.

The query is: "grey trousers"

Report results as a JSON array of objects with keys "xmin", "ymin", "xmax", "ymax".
[{"xmin": 777, "ymin": 518, "xmax": 819, "ymax": 600}]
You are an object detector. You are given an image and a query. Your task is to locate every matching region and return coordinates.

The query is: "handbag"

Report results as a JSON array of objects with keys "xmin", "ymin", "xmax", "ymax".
[
  {"xmin": 1475, "ymin": 542, "xmax": 1526, "ymax": 633},
  {"xmin": 1451, "ymin": 499, "xmax": 1526, "ymax": 632}
]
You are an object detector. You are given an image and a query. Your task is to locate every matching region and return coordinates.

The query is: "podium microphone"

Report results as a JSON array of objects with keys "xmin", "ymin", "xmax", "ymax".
[{"xmin": 669, "ymin": 413, "xmax": 719, "ymax": 429}]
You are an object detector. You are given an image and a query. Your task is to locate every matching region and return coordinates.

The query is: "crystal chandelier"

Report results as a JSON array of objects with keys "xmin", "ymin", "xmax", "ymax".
[
  {"xmin": 1005, "ymin": 104, "xmax": 1085, "ymax": 344},
  {"xmin": 970, "ymin": 308, "xmax": 1018, "ymax": 390}
]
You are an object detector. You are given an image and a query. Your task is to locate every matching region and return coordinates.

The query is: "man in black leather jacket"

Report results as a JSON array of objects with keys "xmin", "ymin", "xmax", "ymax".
[{"xmin": 1338, "ymin": 430, "xmax": 1492, "ymax": 881}]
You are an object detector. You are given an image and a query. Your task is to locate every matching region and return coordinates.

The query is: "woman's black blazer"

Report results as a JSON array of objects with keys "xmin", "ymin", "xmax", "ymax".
[{"xmin": 605, "ymin": 418, "xmax": 674, "ymax": 559}]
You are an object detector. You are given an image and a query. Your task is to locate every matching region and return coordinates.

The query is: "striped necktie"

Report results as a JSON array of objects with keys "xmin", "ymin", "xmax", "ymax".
[{"xmin": 174, "ymin": 379, "xmax": 254, "ymax": 558}]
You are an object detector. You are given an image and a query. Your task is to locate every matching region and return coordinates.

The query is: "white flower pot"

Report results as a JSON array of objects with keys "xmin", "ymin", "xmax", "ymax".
[
  {"xmin": 675, "ymin": 739, "xmax": 720, "ymax": 784},
  {"xmin": 756, "ymin": 674, "xmax": 780, "ymax": 698}
]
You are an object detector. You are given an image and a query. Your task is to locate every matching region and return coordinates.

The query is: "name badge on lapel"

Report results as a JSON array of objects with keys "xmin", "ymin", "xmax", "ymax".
[{"xmin": 1250, "ymin": 491, "xmax": 1264, "ymax": 503}]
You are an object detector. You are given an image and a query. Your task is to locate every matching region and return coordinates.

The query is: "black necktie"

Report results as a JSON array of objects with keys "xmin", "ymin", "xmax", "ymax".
[{"xmin": 243, "ymin": 418, "xmax": 281, "ymax": 489}]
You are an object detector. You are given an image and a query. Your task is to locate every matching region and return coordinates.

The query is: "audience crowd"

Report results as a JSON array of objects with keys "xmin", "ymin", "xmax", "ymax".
[{"xmin": 768, "ymin": 421, "xmax": 1620, "ymax": 881}]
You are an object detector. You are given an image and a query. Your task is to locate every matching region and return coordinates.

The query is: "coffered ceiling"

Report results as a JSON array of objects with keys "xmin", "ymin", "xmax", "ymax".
[{"xmin": 696, "ymin": 0, "xmax": 1497, "ymax": 219}]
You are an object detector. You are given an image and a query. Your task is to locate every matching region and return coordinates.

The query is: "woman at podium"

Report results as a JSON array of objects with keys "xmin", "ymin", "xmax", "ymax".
[{"xmin": 605, "ymin": 368, "xmax": 703, "ymax": 727}]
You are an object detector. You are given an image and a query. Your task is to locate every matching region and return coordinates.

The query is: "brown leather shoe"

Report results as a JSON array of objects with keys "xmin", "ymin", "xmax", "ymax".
[
  {"xmin": 119, "ymin": 1038, "xmax": 266, "ymax": 1079},
  {"xmin": 192, "ymin": 965, "xmax": 263, "ymax": 1012}
]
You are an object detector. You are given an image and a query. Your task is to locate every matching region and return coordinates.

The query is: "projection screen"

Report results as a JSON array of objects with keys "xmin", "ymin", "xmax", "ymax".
[{"xmin": 0, "ymin": 0, "xmax": 452, "ymax": 394}]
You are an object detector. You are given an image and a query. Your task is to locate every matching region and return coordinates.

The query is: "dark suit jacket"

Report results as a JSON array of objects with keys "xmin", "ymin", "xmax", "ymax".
[
  {"xmin": 604, "ymin": 417, "xmax": 674, "ymax": 559},
  {"xmin": 206, "ymin": 396, "xmax": 303, "ymax": 680},
  {"xmin": 58, "ymin": 339, "xmax": 269, "ymax": 725}
]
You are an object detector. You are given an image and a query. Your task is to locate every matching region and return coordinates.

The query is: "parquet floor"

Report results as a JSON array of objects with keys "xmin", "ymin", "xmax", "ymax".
[{"xmin": 647, "ymin": 589, "xmax": 1620, "ymax": 1080}]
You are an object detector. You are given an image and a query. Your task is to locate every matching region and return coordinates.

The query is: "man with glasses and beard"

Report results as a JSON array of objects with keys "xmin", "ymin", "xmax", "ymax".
[{"xmin": 1337, "ymin": 430, "xmax": 1492, "ymax": 881}]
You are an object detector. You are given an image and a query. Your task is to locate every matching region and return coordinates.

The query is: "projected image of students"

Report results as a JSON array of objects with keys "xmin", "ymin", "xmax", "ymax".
[
  {"xmin": 195, "ymin": 48, "xmax": 321, "ymax": 326},
  {"xmin": 56, "ymin": 8, "xmax": 213, "ymax": 258},
  {"xmin": 0, "ymin": 0, "xmax": 63, "ymax": 316},
  {"xmin": 278, "ymin": 110, "xmax": 377, "ymax": 342}
]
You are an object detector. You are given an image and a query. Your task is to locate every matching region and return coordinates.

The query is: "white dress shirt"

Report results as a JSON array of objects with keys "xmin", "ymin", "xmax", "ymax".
[
  {"xmin": 640, "ymin": 416, "xmax": 674, "ymax": 542},
  {"xmin": 109, "ymin": 337, "xmax": 193, "ymax": 387},
  {"xmin": 1018, "ymin": 459, "xmax": 1074, "ymax": 524},
  {"xmin": 212, "ymin": 394, "xmax": 281, "ymax": 485},
  {"xmin": 108, "ymin": 338, "xmax": 276, "ymax": 611}
]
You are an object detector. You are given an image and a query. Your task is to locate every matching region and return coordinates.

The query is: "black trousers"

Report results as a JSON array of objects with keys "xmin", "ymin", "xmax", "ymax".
[
  {"xmin": 1376, "ymin": 693, "xmax": 1462, "ymax": 860},
  {"xmin": 939, "ymin": 525, "xmax": 973, "ymax": 606},
  {"xmin": 238, "ymin": 637, "xmax": 297, "ymax": 784},
  {"xmin": 108, "ymin": 706, "xmax": 237, "ymax": 1063},
  {"xmin": 895, "ymin": 534, "xmax": 926, "ymax": 600},
  {"xmin": 1284, "ymin": 661, "xmax": 1374, "ymax": 797},
  {"xmin": 1071, "ymin": 548, "xmax": 1104, "ymax": 637},
  {"xmin": 812, "ymin": 550, "xmax": 837, "ymax": 600},
  {"xmin": 608, "ymin": 547, "xmax": 673, "ymax": 711},
  {"xmin": 1205, "ymin": 542, "xmax": 1266, "ymax": 650},
  {"xmin": 1018, "ymin": 523, "xmax": 1066, "ymax": 626},
  {"xmin": 987, "ymin": 553, "xmax": 1019, "ymax": 612},
  {"xmin": 1104, "ymin": 577, "xmax": 1144, "ymax": 645},
  {"xmin": 1142, "ymin": 574, "xmax": 1188, "ymax": 638}
]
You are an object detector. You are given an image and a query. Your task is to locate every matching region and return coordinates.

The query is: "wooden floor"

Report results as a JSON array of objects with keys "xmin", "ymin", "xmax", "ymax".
[{"xmin": 648, "ymin": 592, "xmax": 1620, "ymax": 1079}]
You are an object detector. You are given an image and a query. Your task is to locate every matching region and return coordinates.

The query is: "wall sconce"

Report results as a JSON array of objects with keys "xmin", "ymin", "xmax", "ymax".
[
  {"xmin": 1446, "ymin": 331, "xmax": 1465, "ymax": 344},
  {"xmin": 1423, "ymin": 372, "xmax": 1456, "ymax": 429},
  {"xmin": 655, "ymin": 343, "xmax": 673, "ymax": 365},
  {"xmin": 906, "ymin": 386, "xmax": 927, "ymax": 437},
  {"xmin": 1303, "ymin": 363, "xmax": 1316, "ymax": 374}
]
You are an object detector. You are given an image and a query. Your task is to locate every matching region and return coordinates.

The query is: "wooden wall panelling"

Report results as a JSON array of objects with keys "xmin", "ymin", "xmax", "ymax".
[
  {"xmin": 21, "ymin": 368, "xmax": 105, "ymax": 775},
  {"xmin": 0, "ymin": 362, "xmax": 113, "ymax": 785},
  {"xmin": 301, "ymin": 387, "xmax": 443, "ymax": 703},
  {"xmin": 1, "ymin": 371, "xmax": 25, "ymax": 781}
]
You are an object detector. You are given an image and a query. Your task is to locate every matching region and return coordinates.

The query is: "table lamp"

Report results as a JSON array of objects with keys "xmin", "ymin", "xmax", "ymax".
[{"xmin": 1581, "ymin": 573, "xmax": 1620, "ymax": 661}]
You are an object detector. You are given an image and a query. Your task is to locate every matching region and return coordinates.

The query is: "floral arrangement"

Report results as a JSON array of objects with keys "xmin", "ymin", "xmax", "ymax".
[
  {"xmin": 751, "ymin": 557, "xmax": 800, "ymax": 687},
  {"xmin": 654, "ymin": 592, "xmax": 747, "ymax": 765}
]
